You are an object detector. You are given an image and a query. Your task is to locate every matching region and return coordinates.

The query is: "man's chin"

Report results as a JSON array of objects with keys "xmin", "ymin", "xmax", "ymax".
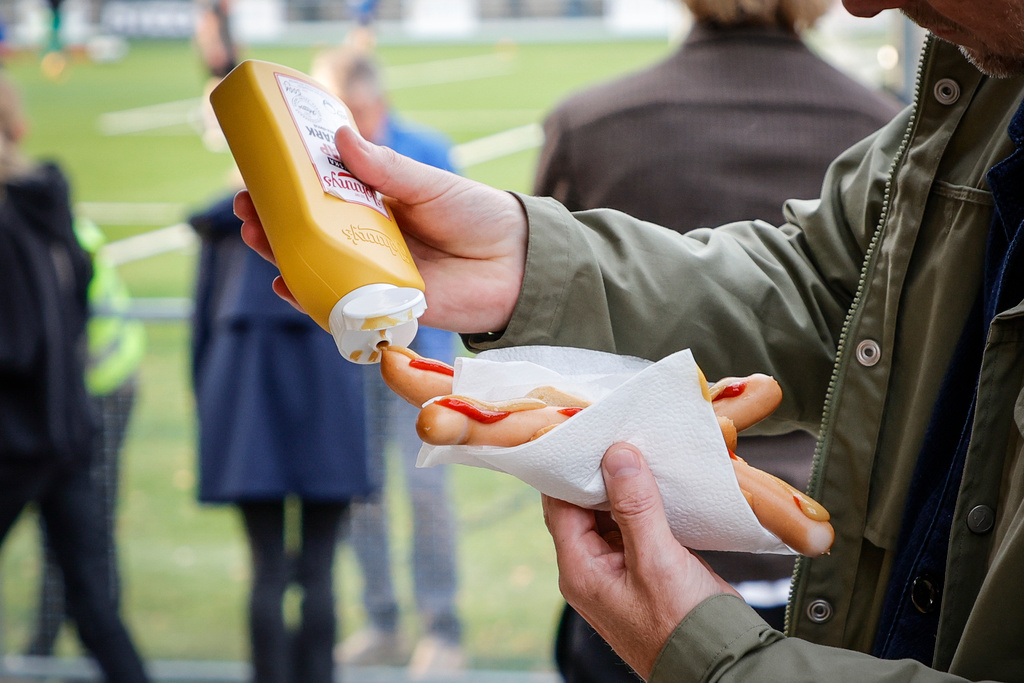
[{"xmin": 959, "ymin": 44, "xmax": 1024, "ymax": 78}]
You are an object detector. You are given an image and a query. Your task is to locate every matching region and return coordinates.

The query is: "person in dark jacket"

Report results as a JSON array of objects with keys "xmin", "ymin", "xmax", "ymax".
[
  {"xmin": 0, "ymin": 71, "xmax": 150, "ymax": 683},
  {"xmin": 189, "ymin": 193, "xmax": 374, "ymax": 683},
  {"xmin": 533, "ymin": 0, "xmax": 902, "ymax": 679},
  {"xmin": 26, "ymin": 216, "xmax": 147, "ymax": 658}
]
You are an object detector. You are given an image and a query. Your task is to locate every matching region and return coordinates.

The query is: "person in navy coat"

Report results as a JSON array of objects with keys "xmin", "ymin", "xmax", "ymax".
[{"xmin": 189, "ymin": 194, "xmax": 373, "ymax": 683}]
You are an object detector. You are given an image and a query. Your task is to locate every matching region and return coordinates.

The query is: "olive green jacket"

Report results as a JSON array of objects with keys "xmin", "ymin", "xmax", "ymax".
[{"xmin": 467, "ymin": 37, "xmax": 1024, "ymax": 682}]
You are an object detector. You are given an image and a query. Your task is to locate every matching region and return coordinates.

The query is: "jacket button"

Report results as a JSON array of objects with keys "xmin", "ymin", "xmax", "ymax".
[
  {"xmin": 967, "ymin": 505, "xmax": 995, "ymax": 534},
  {"xmin": 855, "ymin": 339, "xmax": 881, "ymax": 366},
  {"xmin": 911, "ymin": 574, "xmax": 941, "ymax": 613},
  {"xmin": 934, "ymin": 78, "xmax": 960, "ymax": 105},
  {"xmin": 806, "ymin": 598, "xmax": 834, "ymax": 623}
]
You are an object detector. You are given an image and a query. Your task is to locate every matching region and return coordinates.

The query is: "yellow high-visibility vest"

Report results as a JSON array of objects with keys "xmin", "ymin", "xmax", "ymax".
[{"xmin": 74, "ymin": 217, "xmax": 147, "ymax": 396}]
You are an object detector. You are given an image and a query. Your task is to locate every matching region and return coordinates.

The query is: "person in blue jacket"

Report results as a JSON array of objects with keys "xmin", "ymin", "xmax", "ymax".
[
  {"xmin": 311, "ymin": 46, "xmax": 466, "ymax": 676},
  {"xmin": 189, "ymin": 193, "xmax": 373, "ymax": 683}
]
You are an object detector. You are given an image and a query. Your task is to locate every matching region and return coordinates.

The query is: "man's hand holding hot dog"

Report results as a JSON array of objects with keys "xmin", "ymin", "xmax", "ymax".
[
  {"xmin": 543, "ymin": 443, "xmax": 740, "ymax": 680},
  {"xmin": 236, "ymin": 125, "xmax": 527, "ymax": 334}
]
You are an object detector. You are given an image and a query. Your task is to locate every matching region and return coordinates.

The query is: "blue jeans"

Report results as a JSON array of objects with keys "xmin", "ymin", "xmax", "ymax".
[{"xmin": 347, "ymin": 329, "xmax": 461, "ymax": 641}]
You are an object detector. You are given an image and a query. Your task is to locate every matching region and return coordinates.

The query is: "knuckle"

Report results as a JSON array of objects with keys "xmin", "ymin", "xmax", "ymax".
[
  {"xmin": 376, "ymin": 144, "xmax": 401, "ymax": 175},
  {"xmin": 611, "ymin": 487, "xmax": 658, "ymax": 520}
]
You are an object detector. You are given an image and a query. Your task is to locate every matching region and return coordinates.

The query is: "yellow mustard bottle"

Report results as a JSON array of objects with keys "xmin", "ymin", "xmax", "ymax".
[{"xmin": 209, "ymin": 59, "xmax": 426, "ymax": 364}]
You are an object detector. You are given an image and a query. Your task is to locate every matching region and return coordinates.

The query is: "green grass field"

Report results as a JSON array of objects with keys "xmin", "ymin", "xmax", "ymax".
[{"xmin": 1, "ymin": 37, "xmax": 674, "ymax": 670}]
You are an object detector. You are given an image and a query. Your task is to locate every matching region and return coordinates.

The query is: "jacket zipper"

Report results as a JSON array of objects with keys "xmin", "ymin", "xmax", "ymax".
[{"xmin": 783, "ymin": 33, "xmax": 934, "ymax": 634}]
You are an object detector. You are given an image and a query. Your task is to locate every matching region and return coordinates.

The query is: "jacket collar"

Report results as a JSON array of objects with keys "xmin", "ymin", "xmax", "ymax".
[{"xmin": 683, "ymin": 21, "xmax": 803, "ymax": 49}]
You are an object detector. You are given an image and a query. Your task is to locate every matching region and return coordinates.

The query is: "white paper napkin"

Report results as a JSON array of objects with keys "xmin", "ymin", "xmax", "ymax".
[{"xmin": 417, "ymin": 346, "xmax": 792, "ymax": 554}]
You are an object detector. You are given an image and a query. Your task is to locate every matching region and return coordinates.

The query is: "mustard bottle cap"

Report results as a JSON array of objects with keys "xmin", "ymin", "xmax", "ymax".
[{"xmin": 329, "ymin": 284, "xmax": 427, "ymax": 364}]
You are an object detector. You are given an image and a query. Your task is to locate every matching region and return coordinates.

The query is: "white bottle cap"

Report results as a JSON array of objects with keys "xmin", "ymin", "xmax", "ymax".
[{"xmin": 328, "ymin": 284, "xmax": 427, "ymax": 364}]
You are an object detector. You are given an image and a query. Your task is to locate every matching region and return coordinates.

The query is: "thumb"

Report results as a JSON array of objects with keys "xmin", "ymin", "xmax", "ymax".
[
  {"xmin": 602, "ymin": 443, "xmax": 675, "ymax": 560},
  {"xmin": 335, "ymin": 125, "xmax": 451, "ymax": 203},
  {"xmin": 334, "ymin": 125, "xmax": 394, "ymax": 190}
]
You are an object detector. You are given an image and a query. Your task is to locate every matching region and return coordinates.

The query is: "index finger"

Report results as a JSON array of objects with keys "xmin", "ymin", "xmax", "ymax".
[
  {"xmin": 234, "ymin": 190, "xmax": 276, "ymax": 267},
  {"xmin": 542, "ymin": 494, "xmax": 615, "ymax": 568}
]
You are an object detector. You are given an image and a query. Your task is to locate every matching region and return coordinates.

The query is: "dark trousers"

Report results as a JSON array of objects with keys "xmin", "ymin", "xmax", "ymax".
[
  {"xmin": 0, "ymin": 456, "xmax": 149, "ymax": 683},
  {"xmin": 238, "ymin": 499, "xmax": 348, "ymax": 683},
  {"xmin": 30, "ymin": 383, "xmax": 135, "ymax": 655}
]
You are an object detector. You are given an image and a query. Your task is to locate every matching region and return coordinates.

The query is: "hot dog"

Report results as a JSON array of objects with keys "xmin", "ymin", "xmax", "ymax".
[
  {"xmin": 416, "ymin": 395, "xmax": 584, "ymax": 447},
  {"xmin": 380, "ymin": 344, "xmax": 596, "ymax": 410},
  {"xmin": 415, "ymin": 374, "xmax": 780, "ymax": 450},
  {"xmin": 380, "ymin": 345, "xmax": 455, "ymax": 407},
  {"xmin": 709, "ymin": 375, "xmax": 783, "ymax": 431},
  {"xmin": 414, "ymin": 368, "xmax": 833, "ymax": 556},
  {"xmin": 731, "ymin": 452, "xmax": 834, "ymax": 557},
  {"xmin": 381, "ymin": 345, "xmax": 832, "ymax": 554}
]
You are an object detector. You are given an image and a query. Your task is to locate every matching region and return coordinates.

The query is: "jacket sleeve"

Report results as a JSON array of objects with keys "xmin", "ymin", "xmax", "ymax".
[
  {"xmin": 652, "ymin": 595, "xmax": 1000, "ymax": 683},
  {"xmin": 466, "ymin": 110, "xmax": 911, "ymax": 431}
]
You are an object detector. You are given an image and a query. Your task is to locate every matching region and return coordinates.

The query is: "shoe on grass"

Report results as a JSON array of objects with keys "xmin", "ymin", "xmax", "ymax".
[
  {"xmin": 335, "ymin": 626, "xmax": 410, "ymax": 666},
  {"xmin": 407, "ymin": 634, "xmax": 466, "ymax": 679}
]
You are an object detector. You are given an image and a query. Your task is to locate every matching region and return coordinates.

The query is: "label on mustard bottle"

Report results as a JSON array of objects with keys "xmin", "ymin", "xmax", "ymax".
[{"xmin": 276, "ymin": 74, "xmax": 389, "ymax": 216}]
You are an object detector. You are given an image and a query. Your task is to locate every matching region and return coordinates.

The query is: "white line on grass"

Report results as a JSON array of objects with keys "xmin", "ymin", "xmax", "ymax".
[
  {"xmin": 78, "ymin": 201, "xmax": 189, "ymax": 226},
  {"xmin": 97, "ymin": 98, "xmax": 203, "ymax": 136},
  {"xmin": 451, "ymin": 123, "xmax": 543, "ymax": 168},
  {"xmin": 100, "ymin": 222, "xmax": 197, "ymax": 266},
  {"xmin": 98, "ymin": 53, "xmax": 517, "ymax": 136},
  {"xmin": 384, "ymin": 52, "xmax": 516, "ymax": 89}
]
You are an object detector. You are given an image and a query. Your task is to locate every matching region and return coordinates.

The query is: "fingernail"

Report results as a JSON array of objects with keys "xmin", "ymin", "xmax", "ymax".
[{"xmin": 605, "ymin": 446, "xmax": 641, "ymax": 479}]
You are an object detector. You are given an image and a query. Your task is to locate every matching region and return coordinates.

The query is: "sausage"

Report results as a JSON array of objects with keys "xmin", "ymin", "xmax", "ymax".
[
  {"xmin": 416, "ymin": 395, "xmax": 583, "ymax": 446},
  {"xmin": 731, "ymin": 452, "xmax": 834, "ymax": 556},
  {"xmin": 379, "ymin": 345, "xmax": 455, "ymax": 407},
  {"xmin": 709, "ymin": 374, "xmax": 783, "ymax": 431}
]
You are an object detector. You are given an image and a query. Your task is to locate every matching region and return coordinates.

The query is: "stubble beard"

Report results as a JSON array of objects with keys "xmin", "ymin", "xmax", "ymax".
[{"xmin": 902, "ymin": 3, "xmax": 1024, "ymax": 78}]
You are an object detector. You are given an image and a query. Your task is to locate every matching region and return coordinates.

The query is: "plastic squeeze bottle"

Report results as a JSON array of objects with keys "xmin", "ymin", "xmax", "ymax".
[{"xmin": 209, "ymin": 59, "xmax": 426, "ymax": 364}]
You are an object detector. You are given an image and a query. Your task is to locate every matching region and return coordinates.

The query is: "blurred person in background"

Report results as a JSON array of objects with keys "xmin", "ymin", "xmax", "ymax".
[
  {"xmin": 27, "ymin": 216, "xmax": 147, "ymax": 659},
  {"xmin": 188, "ymin": 14, "xmax": 373, "ymax": 682},
  {"xmin": 45, "ymin": 0, "xmax": 63, "ymax": 53},
  {"xmin": 189, "ymin": 192, "xmax": 373, "ymax": 683},
  {"xmin": 40, "ymin": 0, "xmax": 67, "ymax": 79},
  {"xmin": 0, "ymin": 70, "xmax": 151, "ymax": 683},
  {"xmin": 344, "ymin": 0, "xmax": 380, "ymax": 51},
  {"xmin": 311, "ymin": 45, "xmax": 466, "ymax": 677},
  {"xmin": 190, "ymin": 12, "xmax": 374, "ymax": 683},
  {"xmin": 533, "ymin": 0, "xmax": 901, "ymax": 679},
  {"xmin": 0, "ymin": 14, "xmax": 9, "ymax": 65},
  {"xmin": 193, "ymin": 0, "xmax": 239, "ymax": 152},
  {"xmin": 194, "ymin": 0, "xmax": 237, "ymax": 81}
]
